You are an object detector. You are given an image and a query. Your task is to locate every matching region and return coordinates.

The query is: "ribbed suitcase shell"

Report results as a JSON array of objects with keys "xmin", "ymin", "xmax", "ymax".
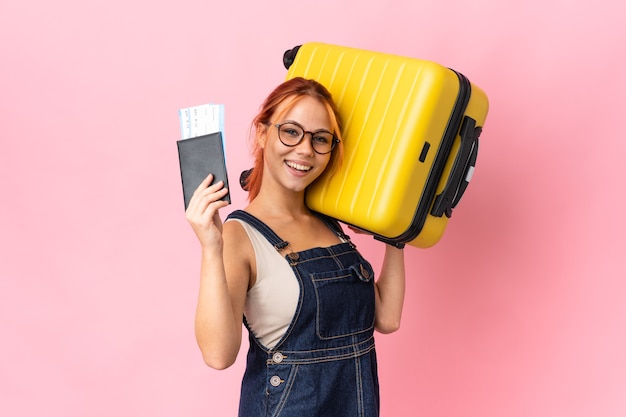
[{"xmin": 285, "ymin": 42, "xmax": 488, "ymax": 248}]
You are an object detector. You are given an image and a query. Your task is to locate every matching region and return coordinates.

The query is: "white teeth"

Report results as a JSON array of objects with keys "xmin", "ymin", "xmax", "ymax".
[{"xmin": 286, "ymin": 161, "xmax": 312, "ymax": 172}]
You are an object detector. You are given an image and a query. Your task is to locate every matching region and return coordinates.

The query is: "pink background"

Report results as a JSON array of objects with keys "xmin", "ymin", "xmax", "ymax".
[{"xmin": 1, "ymin": 1, "xmax": 625, "ymax": 416}]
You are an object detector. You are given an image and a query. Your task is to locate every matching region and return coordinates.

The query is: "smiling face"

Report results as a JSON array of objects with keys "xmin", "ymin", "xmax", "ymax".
[{"xmin": 258, "ymin": 95, "xmax": 333, "ymax": 196}]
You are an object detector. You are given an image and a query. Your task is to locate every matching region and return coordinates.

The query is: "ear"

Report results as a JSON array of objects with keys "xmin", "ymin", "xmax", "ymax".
[{"xmin": 256, "ymin": 123, "xmax": 269, "ymax": 149}]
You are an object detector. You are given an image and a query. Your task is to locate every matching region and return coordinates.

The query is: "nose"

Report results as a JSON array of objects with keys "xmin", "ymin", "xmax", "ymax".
[{"xmin": 294, "ymin": 132, "xmax": 316, "ymax": 156}]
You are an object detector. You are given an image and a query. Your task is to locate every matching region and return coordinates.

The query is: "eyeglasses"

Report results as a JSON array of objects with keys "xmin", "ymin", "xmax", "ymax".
[{"xmin": 274, "ymin": 121, "xmax": 339, "ymax": 155}]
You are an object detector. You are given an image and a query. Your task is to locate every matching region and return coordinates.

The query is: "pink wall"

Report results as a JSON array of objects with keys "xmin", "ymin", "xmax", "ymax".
[{"xmin": 1, "ymin": 1, "xmax": 624, "ymax": 416}]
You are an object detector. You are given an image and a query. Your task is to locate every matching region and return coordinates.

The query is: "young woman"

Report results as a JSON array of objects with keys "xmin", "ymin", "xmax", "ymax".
[{"xmin": 186, "ymin": 77, "xmax": 405, "ymax": 416}]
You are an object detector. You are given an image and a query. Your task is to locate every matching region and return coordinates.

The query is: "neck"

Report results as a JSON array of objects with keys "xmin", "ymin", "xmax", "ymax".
[{"xmin": 247, "ymin": 188, "xmax": 310, "ymax": 220}]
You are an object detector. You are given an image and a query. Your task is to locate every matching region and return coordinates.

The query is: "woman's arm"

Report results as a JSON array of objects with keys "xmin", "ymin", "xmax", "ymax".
[
  {"xmin": 186, "ymin": 174, "xmax": 251, "ymax": 369},
  {"xmin": 373, "ymin": 245, "xmax": 406, "ymax": 334}
]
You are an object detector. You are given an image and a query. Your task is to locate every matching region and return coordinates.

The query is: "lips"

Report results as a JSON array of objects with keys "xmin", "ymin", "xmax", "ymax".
[{"xmin": 285, "ymin": 161, "xmax": 312, "ymax": 172}]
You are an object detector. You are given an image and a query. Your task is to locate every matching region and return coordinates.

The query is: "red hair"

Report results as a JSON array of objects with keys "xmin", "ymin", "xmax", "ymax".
[{"xmin": 241, "ymin": 77, "xmax": 343, "ymax": 201}]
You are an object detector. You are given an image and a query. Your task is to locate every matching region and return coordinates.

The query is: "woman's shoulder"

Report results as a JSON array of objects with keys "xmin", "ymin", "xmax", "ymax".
[
  {"xmin": 223, "ymin": 216, "xmax": 251, "ymax": 245},
  {"xmin": 223, "ymin": 216, "xmax": 257, "ymax": 287}
]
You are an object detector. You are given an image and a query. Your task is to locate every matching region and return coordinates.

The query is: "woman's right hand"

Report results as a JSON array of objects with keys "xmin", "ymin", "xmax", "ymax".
[{"xmin": 185, "ymin": 174, "xmax": 230, "ymax": 249}]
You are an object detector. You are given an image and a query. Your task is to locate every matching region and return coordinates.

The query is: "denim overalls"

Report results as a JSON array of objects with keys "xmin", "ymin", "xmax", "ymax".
[{"xmin": 227, "ymin": 210, "xmax": 379, "ymax": 417}]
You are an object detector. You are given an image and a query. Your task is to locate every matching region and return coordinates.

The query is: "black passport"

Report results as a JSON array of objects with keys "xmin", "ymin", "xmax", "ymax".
[{"xmin": 177, "ymin": 131, "xmax": 230, "ymax": 210}]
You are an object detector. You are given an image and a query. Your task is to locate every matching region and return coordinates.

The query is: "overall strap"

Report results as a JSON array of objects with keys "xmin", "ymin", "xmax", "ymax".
[
  {"xmin": 313, "ymin": 211, "xmax": 353, "ymax": 245},
  {"xmin": 226, "ymin": 210, "xmax": 290, "ymax": 251}
]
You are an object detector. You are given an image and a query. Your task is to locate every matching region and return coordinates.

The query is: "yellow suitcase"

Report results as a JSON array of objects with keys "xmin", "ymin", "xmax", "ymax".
[{"xmin": 283, "ymin": 42, "xmax": 489, "ymax": 248}]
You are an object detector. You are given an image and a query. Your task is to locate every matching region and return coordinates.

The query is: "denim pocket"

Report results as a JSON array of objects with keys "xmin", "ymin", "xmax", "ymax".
[{"xmin": 311, "ymin": 261, "xmax": 375, "ymax": 339}]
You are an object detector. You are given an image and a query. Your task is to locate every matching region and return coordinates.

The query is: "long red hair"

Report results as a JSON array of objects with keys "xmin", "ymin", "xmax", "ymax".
[{"xmin": 241, "ymin": 77, "xmax": 343, "ymax": 201}]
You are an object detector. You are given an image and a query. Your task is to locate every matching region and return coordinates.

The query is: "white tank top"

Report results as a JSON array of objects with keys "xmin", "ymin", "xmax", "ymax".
[{"xmin": 229, "ymin": 219, "xmax": 299, "ymax": 349}]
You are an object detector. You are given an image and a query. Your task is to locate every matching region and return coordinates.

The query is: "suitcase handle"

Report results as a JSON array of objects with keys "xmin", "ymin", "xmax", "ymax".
[
  {"xmin": 283, "ymin": 45, "xmax": 302, "ymax": 69},
  {"xmin": 431, "ymin": 116, "xmax": 481, "ymax": 218}
]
